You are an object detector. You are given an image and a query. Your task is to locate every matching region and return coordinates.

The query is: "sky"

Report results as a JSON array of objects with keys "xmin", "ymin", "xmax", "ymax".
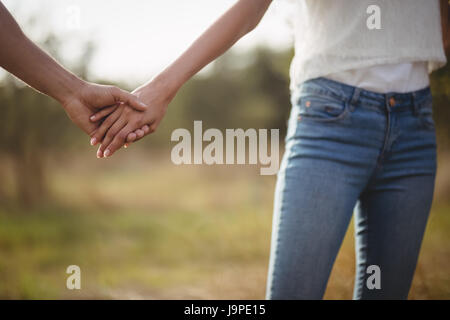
[{"xmin": 3, "ymin": 0, "xmax": 294, "ymax": 84}]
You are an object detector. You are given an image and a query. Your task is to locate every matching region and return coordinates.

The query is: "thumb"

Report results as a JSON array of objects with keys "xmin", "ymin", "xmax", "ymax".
[{"xmin": 112, "ymin": 87, "xmax": 148, "ymax": 111}]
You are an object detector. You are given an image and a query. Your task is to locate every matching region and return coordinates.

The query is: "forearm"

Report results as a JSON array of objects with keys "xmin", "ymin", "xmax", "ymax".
[
  {"xmin": 0, "ymin": 2, "xmax": 84, "ymax": 105},
  {"xmin": 151, "ymin": 0, "xmax": 272, "ymax": 99}
]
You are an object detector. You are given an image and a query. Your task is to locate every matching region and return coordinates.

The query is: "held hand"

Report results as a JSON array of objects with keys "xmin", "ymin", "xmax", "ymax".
[
  {"xmin": 61, "ymin": 81, "xmax": 148, "ymax": 139},
  {"xmin": 89, "ymin": 78, "xmax": 172, "ymax": 158}
]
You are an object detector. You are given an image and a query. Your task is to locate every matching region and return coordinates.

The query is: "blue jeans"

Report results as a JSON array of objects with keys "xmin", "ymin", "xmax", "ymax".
[{"xmin": 265, "ymin": 77, "xmax": 437, "ymax": 299}]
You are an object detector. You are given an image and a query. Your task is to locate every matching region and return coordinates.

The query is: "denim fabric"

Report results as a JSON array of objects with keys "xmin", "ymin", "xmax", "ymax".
[{"xmin": 265, "ymin": 77, "xmax": 437, "ymax": 299}]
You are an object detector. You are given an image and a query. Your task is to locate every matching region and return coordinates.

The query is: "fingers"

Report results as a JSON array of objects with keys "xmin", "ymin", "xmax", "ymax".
[
  {"xmin": 124, "ymin": 132, "xmax": 137, "ymax": 148},
  {"xmin": 90, "ymin": 104, "xmax": 119, "ymax": 123},
  {"xmin": 90, "ymin": 106, "xmax": 123, "ymax": 146},
  {"xmin": 111, "ymin": 87, "xmax": 148, "ymax": 111},
  {"xmin": 140, "ymin": 124, "xmax": 151, "ymax": 139},
  {"xmin": 102, "ymin": 123, "xmax": 136, "ymax": 157},
  {"xmin": 125, "ymin": 124, "xmax": 150, "ymax": 148},
  {"xmin": 97, "ymin": 118, "xmax": 128, "ymax": 158},
  {"xmin": 135, "ymin": 128, "xmax": 145, "ymax": 139}
]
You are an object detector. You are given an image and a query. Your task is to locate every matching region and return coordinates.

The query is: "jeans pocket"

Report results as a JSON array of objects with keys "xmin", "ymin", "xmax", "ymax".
[
  {"xmin": 417, "ymin": 100, "xmax": 435, "ymax": 131},
  {"xmin": 297, "ymin": 93, "xmax": 349, "ymax": 123}
]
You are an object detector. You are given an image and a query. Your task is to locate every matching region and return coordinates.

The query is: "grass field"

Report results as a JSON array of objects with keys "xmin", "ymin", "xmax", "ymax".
[{"xmin": 0, "ymin": 149, "xmax": 449, "ymax": 299}]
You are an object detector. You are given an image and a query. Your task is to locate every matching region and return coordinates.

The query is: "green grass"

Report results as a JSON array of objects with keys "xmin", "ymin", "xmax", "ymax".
[
  {"xmin": 0, "ymin": 151, "xmax": 448, "ymax": 299},
  {"xmin": 0, "ymin": 206, "xmax": 272, "ymax": 299}
]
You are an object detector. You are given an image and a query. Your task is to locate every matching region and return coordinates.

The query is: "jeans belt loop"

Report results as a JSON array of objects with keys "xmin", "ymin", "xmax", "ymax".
[{"xmin": 349, "ymin": 87, "xmax": 361, "ymax": 112}]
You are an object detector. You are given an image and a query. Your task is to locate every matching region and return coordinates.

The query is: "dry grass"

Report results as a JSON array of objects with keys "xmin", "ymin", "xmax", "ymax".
[{"xmin": 0, "ymin": 150, "xmax": 448, "ymax": 299}]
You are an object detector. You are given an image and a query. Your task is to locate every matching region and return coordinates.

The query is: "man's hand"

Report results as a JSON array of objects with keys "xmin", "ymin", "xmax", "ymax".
[
  {"xmin": 0, "ymin": 2, "xmax": 149, "ymax": 141},
  {"xmin": 62, "ymin": 81, "xmax": 149, "ymax": 142},
  {"xmin": 89, "ymin": 78, "xmax": 173, "ymax": 158},
  {"xmin": 88, "ymin": 0, "xmax": 273, "ymax": 157}
]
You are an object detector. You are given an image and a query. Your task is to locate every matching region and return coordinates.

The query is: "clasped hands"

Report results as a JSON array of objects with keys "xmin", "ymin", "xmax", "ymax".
[{"xmin": 65, "ymin": 77, "xmax": 172, "ymax": 159}]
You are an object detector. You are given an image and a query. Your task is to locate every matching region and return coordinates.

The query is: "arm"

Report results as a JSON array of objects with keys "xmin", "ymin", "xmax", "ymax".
[
  {"xmin": 152, "ymin": 0, "xmax": 273, "ymax": 97},
  {"xmin": 91, "ymin": 0, "xmax": 272, "ymax": 157},
  {"xmin": 442, "ymin": 0, "xmax": 450, "ymax": 55},
  {"xmin": 0, "ymin": 1, "xmax": 147, "ymax": 136}
]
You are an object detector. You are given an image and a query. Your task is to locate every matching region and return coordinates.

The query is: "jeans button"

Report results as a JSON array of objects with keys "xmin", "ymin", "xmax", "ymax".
[{"xmin": 389, "ymin": 97, "xmax": 396, "ymax": 107}]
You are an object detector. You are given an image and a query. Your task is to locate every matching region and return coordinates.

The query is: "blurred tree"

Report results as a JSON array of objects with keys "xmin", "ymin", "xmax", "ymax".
[
  {"xmin": 0, "ymin": 27, "xmax": 448, "ymax": 207},
  {"xmin": 0, "ymin": 33, "xmax": 94, "ymax": 207},
  {"xmin": 430, "ymin": 53, "xmax": 450, "ymax": 149},
  {"xmin": 145, "ymin": 47, "xmax": 449, "ymax": 154},
  {"xmin": 152, "ymin": 47, "xmax": 294, "ymax": 146}
]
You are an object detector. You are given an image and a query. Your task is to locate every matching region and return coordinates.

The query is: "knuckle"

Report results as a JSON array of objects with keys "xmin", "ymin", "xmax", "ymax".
[
  {"xmin": 106, "ymin": 132, "xmax": 114, "ymax": 141},
  {"xmin": 136, "ymin": 119, "xmax": 145, "ymax": 127},
  {"xmin": 118, "ymin": 132, "xmax": 127, "ymax": 141},
  {"xmin": 110, "ymin": 86, "xmax": 119, "ymax": 94},
  {"xmin": 100, "ymin": 127, "xmax": 109, "ymax": 137},
  {"xmin": 102, "ymin": 120, "xmax": 112, "ymax": 129},
  {"xmin": 114, "ymin": 138, "xmax": 123, "ymax": 147},
  {"xmin": 95, "ymin": 129, "xmax": 104, "ymax": 138}
]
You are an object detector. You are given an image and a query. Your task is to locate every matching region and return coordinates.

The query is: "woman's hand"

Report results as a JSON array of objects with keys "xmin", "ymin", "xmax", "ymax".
[
  {"xmin": 89, "ymin": 78, "xmax": 174, "ymax": 158},
  {"xmin": 63, "ymin": 81, "xmax": 148, "ymax": 138},
  {"xmin": 89, "ymin": 0, "xmax": 272, "ymax": 158}
]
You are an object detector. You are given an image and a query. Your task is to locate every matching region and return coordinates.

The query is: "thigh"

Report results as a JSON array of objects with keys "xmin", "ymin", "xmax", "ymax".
[
  {"xmin": 266, "ymin": 155, "xmax": 361, "ymax": 299},
  {"xmin": 354, "ymin": 174, "xmax": 435, "ymax": 299},
  {"xmin": 353, "ymin": 97, "xmax": 437, "ymax": 299},
  {"xmin": 266, "ymin": 95, "xmax": 370, "ymax": 299}
]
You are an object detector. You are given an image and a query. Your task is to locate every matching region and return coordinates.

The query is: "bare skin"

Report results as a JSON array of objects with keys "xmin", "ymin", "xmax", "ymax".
[
  {"xmin": 0, "ymin": 1, "xmax": 148, "ymax": 139},
  {"xmin": 90, "ymin": 0, "xmax": 273, "ymax": 157},
  {"xmin": 92, "ymin": 0, "xmax": 450, "ymax": 158}
]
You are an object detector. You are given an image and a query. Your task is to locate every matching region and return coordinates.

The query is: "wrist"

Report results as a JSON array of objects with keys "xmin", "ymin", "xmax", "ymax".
[
  {"xmin": 57, "ymin": 73, "xmax": 86, "ymax": 109},
  {"xmin": 149, "ymin": 71, "xmax": 180, "ymax": 102}
]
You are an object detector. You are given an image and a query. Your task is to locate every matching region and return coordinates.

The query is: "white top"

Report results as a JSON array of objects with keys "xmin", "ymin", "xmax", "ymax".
[
  {"xmin": 325, "ymin": 62, "xmax": 429, "ymax": 93},
  {"xmin": 288, "ymin": 0, "xmax": 447, "ymax": 92}
]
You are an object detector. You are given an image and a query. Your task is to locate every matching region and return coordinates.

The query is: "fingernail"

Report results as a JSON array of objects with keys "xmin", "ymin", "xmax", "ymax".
[
  {"xmin": 104, "ymin": 149, "xmax": 111, "ymax": 157},
  {"xmin": 124, "ymin": 144, "xmax": 128, "ymax": 149},
  {"xmin": 97, "ymin": 149, "xmax": 102, "ymax": 158},
  {"xmin": 90, "ymin": 115, "xmax": 96, "ymax": 121},
  {"xmin": 139, "ymin": 102, "xmax": 147, "ymax": 108},
  {"xmin": 90, "ymin": 137, "xmax": 97, "ymax": 146}
]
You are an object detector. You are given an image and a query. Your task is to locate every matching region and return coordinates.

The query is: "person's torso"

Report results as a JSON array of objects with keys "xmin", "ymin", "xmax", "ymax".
[
  {"xmin": 325, "ymin": 62, "xmax": 429, "ymax": 93},
  {"xmin": 288, "ymin": 0, "xmax": 447, "ymax": 92}
]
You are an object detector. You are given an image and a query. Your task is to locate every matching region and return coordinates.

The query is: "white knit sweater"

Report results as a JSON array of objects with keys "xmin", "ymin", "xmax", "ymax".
[{"xmin": 288, "ymin": 0, "xmax": 447, "ymax": 90}]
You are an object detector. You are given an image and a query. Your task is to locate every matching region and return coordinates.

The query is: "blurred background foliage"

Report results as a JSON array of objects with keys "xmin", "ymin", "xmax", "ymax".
[
  {"xmin": 0, "ymin": 24, "xmax": 449, "ymax": 299},
  {"xmin": 0, "ymin": 32, "xmax": 296, "ymax": 207}
]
